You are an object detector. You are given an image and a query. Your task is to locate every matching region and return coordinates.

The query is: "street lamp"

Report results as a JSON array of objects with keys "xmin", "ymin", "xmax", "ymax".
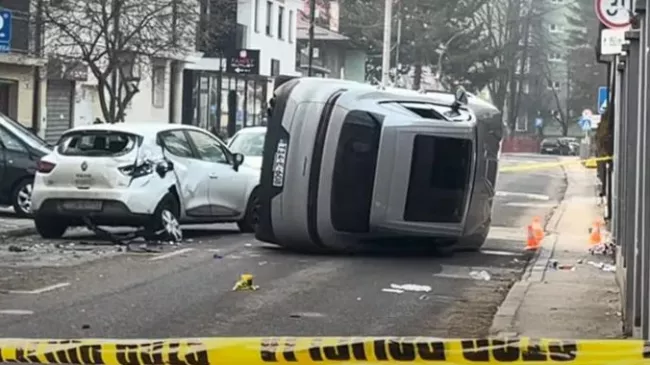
[{"xmin": 435, "ymin": 29, "xmax": 471, "ymax": 83}]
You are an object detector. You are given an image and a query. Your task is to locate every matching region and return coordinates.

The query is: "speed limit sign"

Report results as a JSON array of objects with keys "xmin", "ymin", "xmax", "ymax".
[{"xmin": 595, "ymin": 0, "xmax": 631, "ymax": 29}]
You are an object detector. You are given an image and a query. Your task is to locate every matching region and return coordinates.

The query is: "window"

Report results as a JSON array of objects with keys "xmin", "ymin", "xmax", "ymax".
[
  {"xmin": 266, "ymin": 1, "xmax": 273, "ymax": 36},
  {"xmin": 517, "ymin": 80, "xmax": 530, "ymax": 94},
  {"xmin": 187, "ymin": 130, "xmax": 230, "ymax": 164},
  {"xmin": 549, "ymin": 53, "xmax": 562, "ymax": 61},
  {"xmin": 547, "ymin": 80, "xmax": 561, "ymax": 89},
  {"xmin": 271, "ymin": 59, "xmax": 280, "ymax": 76},
  {"xmin": 549, "ymin": 24, "xmax": 563, "ymax": 33},
  {"xmin": 152, "ymin": 65, "xmax": 166, "ymax": 108},
  {"xmin": 57, "ymin": 131, "xmax": 139, "ymax": 157},
  {"xmin": 277, "ymin": 6, "xmax": 285, "ymax": 39},
  {"xmin": 288, "ymin": 10, "xmax": 294, "ymax": 42},
  {"xmin": 0, "ymin": 126, "xmax": 27, "ymax": 153},
  {"xmin": 254, "ymin": 0, "xmax": 260, "ymax": 32},
  {"xmin": 228, "ymin": 131, "xmax": 266, "ymax": 156},
  {"xmin": 160, "ymin": 130, "xmax": 194, "ymax": 158}
]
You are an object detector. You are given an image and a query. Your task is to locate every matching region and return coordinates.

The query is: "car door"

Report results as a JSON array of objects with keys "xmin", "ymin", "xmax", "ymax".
[
  {"xmin": 158, "ymin": 129, "xmax": 213, "ymax": 217},
  {"xmin": 0, "ymin": 126, "xmax": 33, "ymax": 194},
  {"xmin": 185, "ymin": 130, "xmax": 249, "ymax": 218}
]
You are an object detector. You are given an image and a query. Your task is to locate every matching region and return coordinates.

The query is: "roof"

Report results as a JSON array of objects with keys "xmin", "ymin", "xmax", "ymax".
[
  {"xmin": 296, "ymin": 19, "xmax": 349, "ymax": 41},
  {"xmin": 64, "ymin": 123, "xmax": 209, "ymax": 136}
]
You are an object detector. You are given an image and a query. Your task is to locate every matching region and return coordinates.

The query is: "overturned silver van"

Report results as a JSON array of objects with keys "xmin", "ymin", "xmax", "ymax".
[{"xmin": 255, "ymin": 77, "xmax": 503, "ymax": 253}]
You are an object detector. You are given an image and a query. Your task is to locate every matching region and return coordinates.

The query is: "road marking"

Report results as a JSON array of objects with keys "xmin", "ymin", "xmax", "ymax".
[
  {"xmin": 504, "ymin": 202, "xmax": 557, "ymax": 208},
  {"xmin": 8, "ymin": 282, "xmax": 71, "ymax": 295},
  {"xmin": 496, "ymin": 191, "xmax": 550, "ymax": 201},
  {"xmin": 0, "ymin": 309, "xmax": 33, "ymax": 315},
  {"xmin": 149, "ymin": 248, "xmax": 195, "ymax": 261}
]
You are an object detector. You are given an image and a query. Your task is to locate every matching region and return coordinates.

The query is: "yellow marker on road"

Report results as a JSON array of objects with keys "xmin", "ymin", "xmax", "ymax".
[{"xmin": 499, "ymin": 156, "xmax": 612, "ymax": 173}]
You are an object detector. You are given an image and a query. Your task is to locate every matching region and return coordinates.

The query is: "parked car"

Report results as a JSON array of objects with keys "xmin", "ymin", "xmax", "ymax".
[
  {"xmin": 558, "ymin": 137, "xmax": 580, "ymax": 156},
  {"xmin": 227, "ymin": 126, "xmax": 266, "ymax": 170},
  {"xmin": 31, "ymin": 123, "xmax": 261, "ymax": 240},
  {"xmin": 0, "ymin": 113, "xmax": 52, "ymax": 217},
  {"xmin": 540, "ymin": 138, "xmax": 571, "ymax": 155}
]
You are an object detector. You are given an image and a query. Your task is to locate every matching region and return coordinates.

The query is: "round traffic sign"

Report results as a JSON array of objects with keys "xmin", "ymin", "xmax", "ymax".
[
  {"xmin": 583, "ymin": 109, "xmax": 593, "ymax": 117},
  {"xmin": 595, "ymin": 0, "xmax": 631, "ymax": 29}
]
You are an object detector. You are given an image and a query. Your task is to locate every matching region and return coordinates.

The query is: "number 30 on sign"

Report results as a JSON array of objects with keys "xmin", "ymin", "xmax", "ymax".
[{"xmin": 595, "ymin": 0, "xmax": 631, "ymax": 29}]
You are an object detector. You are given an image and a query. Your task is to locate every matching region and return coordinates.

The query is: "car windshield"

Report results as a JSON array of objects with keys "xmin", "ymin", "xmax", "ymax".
[
  {"xmin": 57, "ymin": 130, "xmax": 140, "ymax": 157},
  {"xmin": 0, "ymin": 113, "xmax": 51, "ymax": 151},
  {"xmin": 228, "ymin": 130, "xmax": 266, "ymax": 157}
]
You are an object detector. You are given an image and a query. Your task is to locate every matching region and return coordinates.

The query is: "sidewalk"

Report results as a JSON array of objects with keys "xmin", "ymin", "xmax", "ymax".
[{"xmin": 491, "ymin": 163, "xmax": 623, "ymax": 339}]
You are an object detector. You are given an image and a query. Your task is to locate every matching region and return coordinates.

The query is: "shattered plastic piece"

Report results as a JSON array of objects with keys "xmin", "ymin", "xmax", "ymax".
[
  {"xmin": 244, "ymin": 243, "xmax": 253, "ymax": 247},
  {"xmin": 390, "ymin": 283, "xmax": 432, "ymax": 292},
  {"xmin": 382, "ymin": 288, "xmax": 404, "ymax": 294},
  {"xmin": 558, "ymin": 264, "xmax": 575, "ymax": 271},
  {"xmin": 549, "ymin": 259, "xmax": 559, "ymax": 270},
  {"xmin": 469, "ymin": 270, "xmax": 491, "ymax": 281},
  {"xmin": 232, "ymin": 274, "xmax": 259, "ymax": 291},
  {"xmin": 602, "ymin": 264, "xmax": 616, "ymax": 272},
  {"xmin": 213, "ymin": 253, "xmax": 223, "ymax": 259}
]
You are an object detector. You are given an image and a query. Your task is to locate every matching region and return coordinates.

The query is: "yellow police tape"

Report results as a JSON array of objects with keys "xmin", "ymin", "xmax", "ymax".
[
  {"xmin": 499, "ymin": 156, "xmax": 613, "ymax": 173},
  {"xmin": 0, "ymin": 337, "xmax": 646, "ymax": 365}
]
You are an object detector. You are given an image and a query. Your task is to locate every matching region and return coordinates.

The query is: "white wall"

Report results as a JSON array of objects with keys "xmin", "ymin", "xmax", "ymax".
[{"xmin": 239, "ymin": 0, "xmax": 301, "ymax": 76}]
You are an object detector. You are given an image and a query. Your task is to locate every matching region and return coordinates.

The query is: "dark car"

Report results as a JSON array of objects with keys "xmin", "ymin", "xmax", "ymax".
[
  {"xmin": 540, "ymin": 138, "xmax": 571, "ymax": 155},
  {"xmin": 0, "ymin": 113, "xmax": 52, "ymax": 217}
]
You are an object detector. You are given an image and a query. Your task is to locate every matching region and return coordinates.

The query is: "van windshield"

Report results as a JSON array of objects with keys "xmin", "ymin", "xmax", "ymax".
[{"xmin": 57, "ymin": 131, "xmax": 141, "ymax": 157}]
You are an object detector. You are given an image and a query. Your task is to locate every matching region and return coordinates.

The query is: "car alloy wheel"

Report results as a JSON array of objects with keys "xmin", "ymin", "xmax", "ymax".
[
  {"xmin": 161, "ymin": 209, "xmax": 183, "ymax": 242},
  {"xmin": 16, "ymin": 183, "xmax": 33, "ymax": 215}
]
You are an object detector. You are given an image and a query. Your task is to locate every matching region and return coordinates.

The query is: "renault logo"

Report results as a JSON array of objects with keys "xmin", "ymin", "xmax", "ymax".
[{"xmin": 81, "ymin": 161, "xmax": 88, "ymax": 171}]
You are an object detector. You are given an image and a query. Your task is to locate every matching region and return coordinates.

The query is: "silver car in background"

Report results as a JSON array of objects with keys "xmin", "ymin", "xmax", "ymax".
[
  {"xmin": 255, "ymin": 76, "xmax": 503, "ymax": 253},
  {"xmin": 227, "ymin": 126, "xmax": 267, "ymax": 170}
]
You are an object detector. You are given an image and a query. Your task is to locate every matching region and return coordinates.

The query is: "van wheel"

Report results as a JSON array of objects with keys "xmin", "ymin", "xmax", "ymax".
[
  {"xmin": 238, "ymin": 189, "xmax": 260, "ymax": 233},
  {"xmin": 11, "ymin": 179, "xmax": 33, "ymax": 218},
  {"xmin": 456, "ymin": 225, "xmax": 490, "ymax": 252},
  {"xmin": 34, "ymin": 215, "xmax": 68, "ymax": 239},
  {"xmin": 150, "ymin": 194, "xmax": 183, "ymax": 242}
]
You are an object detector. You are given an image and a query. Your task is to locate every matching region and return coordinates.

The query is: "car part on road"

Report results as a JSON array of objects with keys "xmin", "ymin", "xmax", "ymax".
[
  {"xmin": 11, "ymin": 179, "xmax": 33, "ymax": 217},
  {"xmin": 256, "ymin": 77, "xmax": 502, "ymax": 254}
]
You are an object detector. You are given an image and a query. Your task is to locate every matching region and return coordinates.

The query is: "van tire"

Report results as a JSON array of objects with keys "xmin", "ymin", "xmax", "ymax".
[
  {"xmin": 238, "ymin": 189, "xmax": 260, "ymax": 233},
  {"xmin": 34, "ymin": 215, "xmax": 68, "ymax": 239},
  {"xmin": 150, "ymin": 194, "xmax": 183, "ymax": 242}
]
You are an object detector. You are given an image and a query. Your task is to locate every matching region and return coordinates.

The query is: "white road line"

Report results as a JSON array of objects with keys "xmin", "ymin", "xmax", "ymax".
[
  {"xmin": 8, "ymin": 282, "xmax": 71, "ymax": 295},
  {"xmin": 149, "ymin": 248, "xmax": 195, "ymax": 261},
  {"xmin": 496, "ymin": 191, "xmax": 550, "ymax": 201},
  {"xmin": 0, "ymin": 309, "xmax": 34, "ymax": 315},
  {"xmin": 504, "ymin": 202, "xmax": 557, "ymax": 208}
]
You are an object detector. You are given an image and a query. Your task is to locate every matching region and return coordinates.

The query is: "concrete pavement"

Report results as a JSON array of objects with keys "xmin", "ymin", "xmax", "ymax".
[
  {"xmin": 491, "ymin": 159, "xmax": 622, "ymax": 338},
  {"xmin": 0, "ymin": 153, "xmax": 567, "ymax": 338}
]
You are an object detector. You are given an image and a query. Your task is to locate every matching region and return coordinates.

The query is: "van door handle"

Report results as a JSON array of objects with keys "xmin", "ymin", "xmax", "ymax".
[{"xmin": 209, "ymin": 173, "xmax": 219, "ymax": 179}]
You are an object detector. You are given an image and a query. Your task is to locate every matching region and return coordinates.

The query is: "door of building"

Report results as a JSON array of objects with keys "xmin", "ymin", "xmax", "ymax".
[{"xmin": 45, "ymin": 80, "xmax": 75, "ymax": 145}]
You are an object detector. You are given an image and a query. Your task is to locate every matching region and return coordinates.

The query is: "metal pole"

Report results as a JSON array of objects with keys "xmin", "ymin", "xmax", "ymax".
[
  {"xmin": 394, "ymin": 5, "xmax": 401, "ymax": 74},
  {"xmin": 380, "ymin": 0, "xmax": 392, "ymax": 86},
  {"xmin": 31, "ymin": 0, "xmax": 43, "ymax": 134},
  {"xmin": 307, "ymin": 0, "xmax": 316, "ymax": 76},
  {"xmin": 641, "ymin": 0, "xmax": 650, "ymax": 339}
]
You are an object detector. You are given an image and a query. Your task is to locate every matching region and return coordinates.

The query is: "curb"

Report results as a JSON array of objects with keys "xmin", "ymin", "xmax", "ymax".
[
  {"xmin": 488, "ymin": 158, "xmax": 569, "ymax": 337},
  {"xmin": 0, "ymin": 226, "xmax": 37, "ymax": 241}
]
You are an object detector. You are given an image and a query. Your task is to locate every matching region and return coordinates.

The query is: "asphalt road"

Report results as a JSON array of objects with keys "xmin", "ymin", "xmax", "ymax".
[{"xmin": 0, "ymin": 153, "xmax": 567, "ymax": 339}]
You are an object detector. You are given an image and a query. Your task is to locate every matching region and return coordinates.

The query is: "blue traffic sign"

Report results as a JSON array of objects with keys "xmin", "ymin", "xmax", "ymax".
[
  {"xmin": 598, "ymin": 86, "xmax": 609, "ymax": 115},
  {"xmin": 578, "ymin": 116, "xmax": 592, "ymax": 131},
  {"xmin": 0, "ymin": 9, "xmax": 12, "ymax": 53},
  {"xmin": 535, "ymin": 117, "xmax": 543, "ymax": 128}
]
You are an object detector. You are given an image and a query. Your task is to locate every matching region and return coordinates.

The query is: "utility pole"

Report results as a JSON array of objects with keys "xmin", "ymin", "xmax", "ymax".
[
  {"xmin": 31, "ymin": 0, "xmax": 44, "ymax": 134},
  {"xmin": 111, "ymin": 0, "xmax": 121, "ymax": 122},
  {"xmin": 380, "ymin": 0, "xmax": 392, "ymax": 86},
  {"xmin": 307, "ymin": 0, "xmax": 316, "ymax": 76},
  {"xmin": 394, "ymin": 2, "xmax": 401, "ymax": 74}
]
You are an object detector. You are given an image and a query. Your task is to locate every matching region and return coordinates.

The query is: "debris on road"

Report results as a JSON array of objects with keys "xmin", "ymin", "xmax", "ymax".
[
  {"xmin": 589, "ymin": 242, "xmax": 616, "ymax": 256},
  {"xmin": 388, "ymin": 283, "xmax": 432, "ymax": 292},
  {"xmin": 232, "ymin": 274, "xmax": 259, "ymax": 291},
  {"xmin": 469, "ymin": 270, "xmax": 491, "ymax": 281},
  {"xmin": 587, "ymin": 260, "xmax": 616, "ymax": 272}
]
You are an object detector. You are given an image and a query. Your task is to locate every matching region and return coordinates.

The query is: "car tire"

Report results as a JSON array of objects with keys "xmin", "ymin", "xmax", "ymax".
[
  {"xmin": 11, "ymin": 179, "xmax": 33, "ymax": 218},
  {"xmin": 34, "ymin": 215, "xmax": 68, "ymax": 239},
  {"xmin": 238, "ymin": 189, "xmax": 260, "ymax": 233},
  {"xmin": 456, "ymin": 224, "xmax": 490, "ymax": 252},
  {"xmin": 150, "ymin": 194, "xmax": 183, "ymax": 242}
]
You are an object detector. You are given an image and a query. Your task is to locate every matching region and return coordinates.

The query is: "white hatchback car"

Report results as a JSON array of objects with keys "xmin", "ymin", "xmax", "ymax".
[
  {"xmin": 31, "ymin": 123, "xmax": 261, "ymax": 241},
  {"xmin": 227, "ymin": 126, "xmax": 266, "ymax": 170}
]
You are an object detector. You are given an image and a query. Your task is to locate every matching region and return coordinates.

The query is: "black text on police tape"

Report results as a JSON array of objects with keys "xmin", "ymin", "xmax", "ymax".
[
  {"xmin": 0, "ymin": 340, "xmax": 209, "ymax": 365},
  {"xmin": 260, "ymin": 338, "xmax": 578, "ymax": 362}
]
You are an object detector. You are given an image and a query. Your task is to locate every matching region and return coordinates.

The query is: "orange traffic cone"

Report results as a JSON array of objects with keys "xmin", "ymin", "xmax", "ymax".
[
  {"xmin": 532, "ymin": 216, "xmax": 545, "ymax": 243},
  {"xmin": 589, "ymin": 219, "xmax": 602, "ymax": 246},
  {"xmin": 525, "ymin": 225, "xmax": 540, "ymax": 251}
]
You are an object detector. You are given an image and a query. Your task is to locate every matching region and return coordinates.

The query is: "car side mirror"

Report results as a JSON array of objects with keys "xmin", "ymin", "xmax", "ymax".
[
  {"xmin": 156, "ymin": 160, "xmax": 174, "ymax": 178},
  {"xmin": 233, "ymin": 153, "xmax": 245, "ymax": 170}
]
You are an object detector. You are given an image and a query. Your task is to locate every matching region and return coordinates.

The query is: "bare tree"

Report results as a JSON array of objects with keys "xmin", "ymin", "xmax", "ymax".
[{"xmin": 41, "ymin": 0, "xmax": 203, "ymax": 123}]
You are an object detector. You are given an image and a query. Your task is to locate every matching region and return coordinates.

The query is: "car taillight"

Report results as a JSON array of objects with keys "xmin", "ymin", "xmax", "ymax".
[
  {"xmin": 37, "ymin": 160, "xmax": 56, "ymax": 174},
  {"xmin": 119, "ymin": 161, "xmax": 154, "ymax": 178}
]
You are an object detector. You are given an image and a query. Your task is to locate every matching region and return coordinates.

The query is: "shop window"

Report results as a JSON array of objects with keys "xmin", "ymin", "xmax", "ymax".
[{"xmin": 152, "ymin": 65, "xmax": 166, "ymax": 108}]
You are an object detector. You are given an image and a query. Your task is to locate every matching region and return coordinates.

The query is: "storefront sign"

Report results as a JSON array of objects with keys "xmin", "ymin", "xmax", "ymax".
[{"xmin": 227, "ymin": 49, "xmax": 260, "ymax": 75}]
